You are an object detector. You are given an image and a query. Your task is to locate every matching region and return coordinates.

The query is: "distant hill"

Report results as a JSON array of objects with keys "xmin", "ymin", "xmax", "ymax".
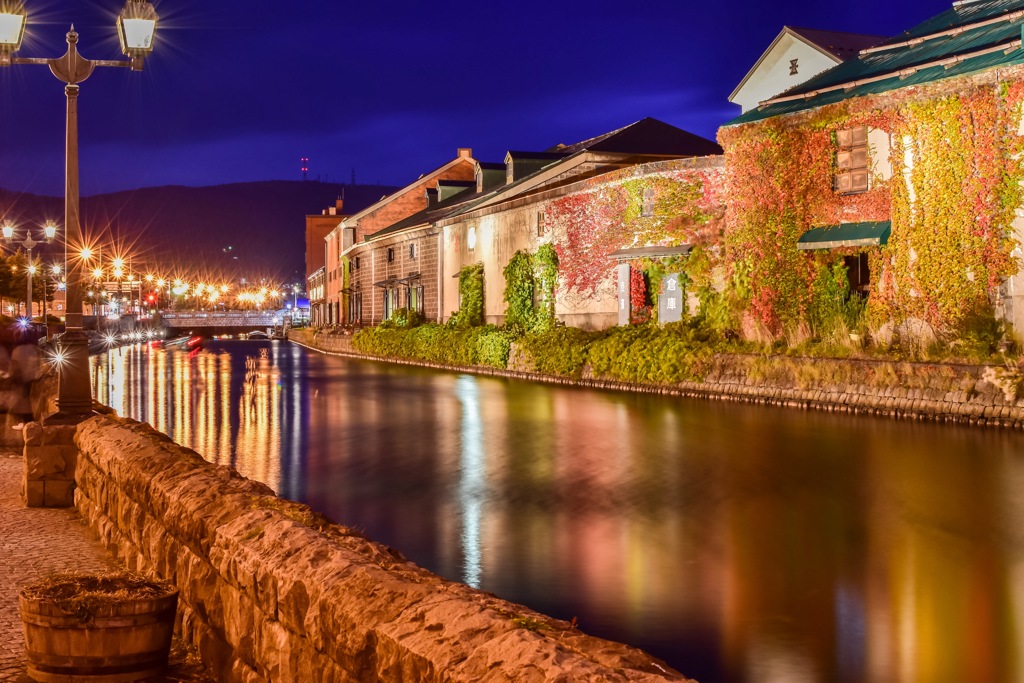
[{"xmin": 0, "ymin": 181, "xmax": 398, "ymax": 284}]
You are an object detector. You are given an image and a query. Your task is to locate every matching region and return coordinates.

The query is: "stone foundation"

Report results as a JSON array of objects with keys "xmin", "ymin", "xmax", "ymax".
[
  {"xmin": 22, "ymin": 422, "xmax": 78, "ymax": 507},
  {"xmin": 20, "ymin": 373, "xmax": 77, "ymax": 508},
  {"xmin": 74, "ymin": 414, "xmax": 690, "ymax": 682},
  {"xmin": 290, "ymin": 329, "xmax": 1024, "ymax": 429}
]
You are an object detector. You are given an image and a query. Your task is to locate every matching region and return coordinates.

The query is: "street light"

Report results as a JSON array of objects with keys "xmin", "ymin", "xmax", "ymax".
[
  {"xmin": 1, "ymin": 0, "xmax": 159, "ymax": 420},
  {"xmin": 0, "ymin": 219, "xmax": 57, "ymax": 321}
]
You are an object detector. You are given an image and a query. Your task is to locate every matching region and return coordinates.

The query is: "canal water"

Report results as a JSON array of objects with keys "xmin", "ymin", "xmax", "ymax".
[{"xmin": 92, "ymin": 339, "xmax": 1024, "ymax": 683}]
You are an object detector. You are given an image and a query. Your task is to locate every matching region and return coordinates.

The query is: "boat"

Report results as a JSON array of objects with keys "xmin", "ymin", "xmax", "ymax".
[{"xmin": 164, "ymin": 335, "xmax": 203, "ymax": 352}]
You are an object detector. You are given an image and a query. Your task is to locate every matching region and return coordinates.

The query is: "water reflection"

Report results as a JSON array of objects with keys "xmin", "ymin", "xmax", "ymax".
[
  {"xmin": 93, "ymin": 341, "xmax": 1024, "ymax": 683},
  {"xmin": 455, "ymin": 376, "xmax": 484, "ymax": 588}
]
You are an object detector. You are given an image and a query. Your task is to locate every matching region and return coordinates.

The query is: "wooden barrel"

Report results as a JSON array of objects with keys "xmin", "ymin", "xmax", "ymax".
[{"xmin": 19, "ymin": 586, "xmax": 178, "ymax": 683}]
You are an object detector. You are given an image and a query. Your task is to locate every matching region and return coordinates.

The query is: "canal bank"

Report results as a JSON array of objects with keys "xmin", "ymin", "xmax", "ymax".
[
  {"xmin": 68, "ymin": 413, "xmax": 690, "ymax": 682},
  {"xmin": 290, "ymin": 328, "xmax": 1024, "ymax": 429},
  {"xmin": 79, "ymin": 338, "xmax": 1024, "ymax": 681},
  {"xmin": 0, "ymin": 350, "xmax": 694, "ymax": 681}
]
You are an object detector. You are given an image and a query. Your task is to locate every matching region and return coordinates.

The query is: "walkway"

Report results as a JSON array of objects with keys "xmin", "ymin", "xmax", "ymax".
[{"xmin": 0, "ymin": 448, "xmax": 212, "ymax": 682}]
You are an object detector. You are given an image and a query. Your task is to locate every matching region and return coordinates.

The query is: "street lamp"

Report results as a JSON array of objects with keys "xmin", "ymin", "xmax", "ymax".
[
  {"xmin": 0, "ymin": 219, "xmax": 57, "ymax": 321},
  {"xmin": 1, "ymin": 0, "xmax": 159, "ymax": 419}
]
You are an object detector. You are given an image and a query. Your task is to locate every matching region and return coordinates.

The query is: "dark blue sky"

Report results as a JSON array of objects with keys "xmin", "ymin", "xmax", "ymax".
[{"xmin": 0, "ymin": 0, "xmax": 951, "ymax": 196}]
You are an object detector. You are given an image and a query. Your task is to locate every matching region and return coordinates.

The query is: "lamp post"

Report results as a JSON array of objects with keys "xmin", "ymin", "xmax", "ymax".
[
  {"xmin": 0, "ymin": 0, "xmax": 158, "ymax": 419},
  {"xmin": 0, "ymin": 219, "xmax": 57, "ymax": 322}
]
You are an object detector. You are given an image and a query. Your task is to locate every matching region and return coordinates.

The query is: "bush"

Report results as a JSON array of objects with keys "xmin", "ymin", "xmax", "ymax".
[
  {"xmin": 475, "ymin": 327, "xmax": 517, "ymax": 368},
  {"xmin": 518, "ymin": 327, "xmax": 600, "ymax": 378},
  {"xmin": 354, "ymin": 323, "xmax": 516, "ymax": 368},
  {"xmin": 382, "ymin": 307, "xmax": 424, "ymax": 329},
  {"xmin": 588, "ymin": 320, "xmax": 736, "ymax": 383}
]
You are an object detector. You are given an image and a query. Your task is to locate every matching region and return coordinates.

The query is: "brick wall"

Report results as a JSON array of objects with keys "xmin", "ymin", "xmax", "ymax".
[{"xmin": 355, "ymin": 159, "xmax": 475, "ymax": 242}]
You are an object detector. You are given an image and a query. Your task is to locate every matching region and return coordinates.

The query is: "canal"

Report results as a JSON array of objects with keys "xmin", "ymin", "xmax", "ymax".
[{"xmin": 92, "ymin": 339, "xmax": 1024, "ymax": 683}]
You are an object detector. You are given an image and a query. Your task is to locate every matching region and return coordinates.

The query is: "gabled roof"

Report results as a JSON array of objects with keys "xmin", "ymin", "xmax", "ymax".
[
  {"xmin": 439, "ymin": 118, "xmax": 721, "ymax": 221},
  {"xmin": 788, "ymin": 27, "xmax": 887, "ymax": 60},
  {"xmin": 550, "ymin": 117, "xmax": 722, "ymax": 157},
  {"xmin": 364, "ymin": 183, "xmax": 478, "ymax": 242},
  {"xmin": 506, "ymin": 151, "xmax": 570, "ymax": 161},
  {"xmin": 729, "ymin": 26, "xmax": 885, "ymax": 102},
  {"xmin": 728, "ymin": 0, "xmax": 1024, "ymax": 126},
  {"xmin": 338, "ymin": 149, "xmax": 474, "ymax": 227}
]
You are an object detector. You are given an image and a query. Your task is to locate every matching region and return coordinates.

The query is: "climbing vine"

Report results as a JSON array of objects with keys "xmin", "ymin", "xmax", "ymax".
[
  {"xmin": 545, "ymin": 165, "xmax": 724, "ymax": 296},
  {"xmin": 629, "ymin": 268, "xmax": 650, "ymax": 325},
  {"xmin": 502, "ymin": 244, "xmax": 560, "ymax": 333},
  {"xmin": 534, "ymin": 243, "xmax": 559, "ymax": 331},
  {"xmin": 502, "ymin": 251, "xmax": 536, "ymax": 333},
  {"xmin": 719, "ymin": 75, "xmax": 1024, "ymax": 337},
  {"xmin": 876, "ymin": 88, "xmax": 1024, "ymax": 331},
  {"xmin": 449, "ymin": 262, "xmax": 484, "ymax": 327}
]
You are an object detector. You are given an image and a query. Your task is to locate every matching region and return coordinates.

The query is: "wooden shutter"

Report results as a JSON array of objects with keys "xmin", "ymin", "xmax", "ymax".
[{"xmin": 835, "ymin": 126, "xmax": 870, "ymax": 195}]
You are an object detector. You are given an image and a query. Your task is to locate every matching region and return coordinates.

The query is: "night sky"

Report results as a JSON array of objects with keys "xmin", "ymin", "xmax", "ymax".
[{"xmin": 0, "ymin": 0, "xmax": 951, "ymax": 197}]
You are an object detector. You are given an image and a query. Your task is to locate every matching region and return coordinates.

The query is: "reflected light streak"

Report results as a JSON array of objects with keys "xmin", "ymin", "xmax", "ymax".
[
  {"xmin": 456, "ymin": 376, "xmax": 484, "ymax": 588},
  {"xmin": 90, "ymin": 342, "xmax": 286, "ymax": 494}
]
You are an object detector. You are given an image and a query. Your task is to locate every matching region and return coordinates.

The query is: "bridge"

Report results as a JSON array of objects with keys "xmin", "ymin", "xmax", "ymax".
[{"xmin": 158, "ymin": 311, "xmax": 283, "ymax": 334}]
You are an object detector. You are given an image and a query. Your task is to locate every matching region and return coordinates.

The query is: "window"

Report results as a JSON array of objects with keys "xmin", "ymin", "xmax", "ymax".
[
  {"xmin": 536, "ymin": 212, "xmax": 546, "ymax": 237},
  {"xmin": 467, "ymin": 227, "xmax": 477, "ymax": 251},
  {"xmin": 641, "ymin": 188, "xmax": 655, "ymax": 217},
  {"xmin": 387, "ymin": 248, "xmax": 395, "ymax": 263},
  {"xmin": 348, "ymin": 291, "xmax": 362, "ymax": 324},
  {"xmin": 409, "ymin": 243, "xmax": 417, "ymax": 259},
  {"xmin": 355, "ymin": 257, "xmax": 361, "ymax": 270},
  {"xmin": 384, "ymin": 287, "xmax": 401, "ymax": 319},
  {"xmin": 835, "ymin": 126, "xmax": 869, "ymax": 194},
  {"xmin": 407, "ymin": 285, "xmax": 424, "ymax": 314}
]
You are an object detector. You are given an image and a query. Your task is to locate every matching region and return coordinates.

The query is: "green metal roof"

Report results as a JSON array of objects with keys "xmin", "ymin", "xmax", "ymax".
[
  {"xmin": 728, "ymin": 0, "xmax": 1024, "ymax": 126},
  {"xmin": 797, "ymin": 221, "xmax": 891, "ymax": 250}
]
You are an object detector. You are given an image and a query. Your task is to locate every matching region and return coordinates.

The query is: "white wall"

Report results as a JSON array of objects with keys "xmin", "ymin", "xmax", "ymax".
[{"xmin": 731, "ymin": 34, "xmax": 839, "ymax": 113}]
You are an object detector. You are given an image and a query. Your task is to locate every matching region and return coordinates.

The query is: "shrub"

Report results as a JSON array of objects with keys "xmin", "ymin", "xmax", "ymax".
[{"xmin": 518, "ymin": 327, "xmax": 600, "ymax": 378}]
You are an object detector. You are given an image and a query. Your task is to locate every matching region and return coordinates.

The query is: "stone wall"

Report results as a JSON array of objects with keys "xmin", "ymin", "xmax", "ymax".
[
  {"xmin": 19, "ymin": 372, "xmax": 74, "ymax": 507},
  {"xmin": 290, "ymin": 329, "xmax": 1024, "ymax": 428},
  {"xmin": 73, "ymin": 414, "xmax": 690, "ymax": 683}
]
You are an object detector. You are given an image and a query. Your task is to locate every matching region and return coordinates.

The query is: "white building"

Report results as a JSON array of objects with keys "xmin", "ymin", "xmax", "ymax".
[{"xmin": 729, "ymin": 27, "xmax": 884, "ymax": 113}]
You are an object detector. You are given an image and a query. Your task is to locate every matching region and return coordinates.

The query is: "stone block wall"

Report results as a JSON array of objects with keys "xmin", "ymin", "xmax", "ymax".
[
  {"xmin": 23, "ymin": 422, "xmax": 78, "ymax": 507},
  {"xmin": 290, "ymin": 329, "xmax": 356, "ymax": 356},
  {"xmin": 74, "ymin": 414, "xmax": 690, "ymax": 683},
  {"xmin": 20, "ymin": 372, "xmax": 75, "ymax": 507},
  {"xmin": 291, "ymin": 328, "xmax": 1024, "ymax": 428}
]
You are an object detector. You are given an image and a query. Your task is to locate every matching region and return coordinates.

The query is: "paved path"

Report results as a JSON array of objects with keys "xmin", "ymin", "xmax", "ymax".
[
  {"xmin": 0, "ymin": 448, "xmax": 118, "ymax": 682},
  {"xmin": 0, "ymin": 448, "xmax": 212, "ymax": 682}
]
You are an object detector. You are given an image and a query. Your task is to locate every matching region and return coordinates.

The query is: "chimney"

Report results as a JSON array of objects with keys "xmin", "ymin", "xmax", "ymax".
[
  {"xmin": 458, "ymin": 148, "xmax": 472, "ymax": 159},
  {"xmin": 335, "ymin": 196, "xmax": 344, "ymax": 213}
]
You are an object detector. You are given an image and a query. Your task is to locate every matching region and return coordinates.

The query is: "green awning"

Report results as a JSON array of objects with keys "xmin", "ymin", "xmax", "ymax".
[{"xmin": 797, "ymin": 221, "xmax": 891, "ymax": 250}]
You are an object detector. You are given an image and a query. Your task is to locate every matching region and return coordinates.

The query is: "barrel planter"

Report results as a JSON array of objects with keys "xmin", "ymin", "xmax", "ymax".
[{"xmin": 19, "ymin": 573, "xmax": 179, "ymax": 683}]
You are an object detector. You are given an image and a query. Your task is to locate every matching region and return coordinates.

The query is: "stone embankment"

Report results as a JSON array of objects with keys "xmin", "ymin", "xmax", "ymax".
[
  {"xmin": 292, "ymin": 329, "xmax": 1024, "ymax": 429},
  {"xmin": 73, "ymin": 414, "xmax": 691, "ymax": 683}
]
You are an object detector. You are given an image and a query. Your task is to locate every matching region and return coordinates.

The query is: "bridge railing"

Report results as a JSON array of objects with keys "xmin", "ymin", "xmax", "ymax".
[{"xmin": 160, "ymin": 311, "xmax": 280, "ymax": 327}]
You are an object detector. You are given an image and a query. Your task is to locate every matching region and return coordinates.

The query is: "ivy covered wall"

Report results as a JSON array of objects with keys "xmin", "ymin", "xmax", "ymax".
[
  {"xmin": 440, "ymin": 157, "xmax": 727, "ymax": 330},
  {"xmin": 719, "ymin": 70, "xmax": 1024, "ymax": 338}
]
